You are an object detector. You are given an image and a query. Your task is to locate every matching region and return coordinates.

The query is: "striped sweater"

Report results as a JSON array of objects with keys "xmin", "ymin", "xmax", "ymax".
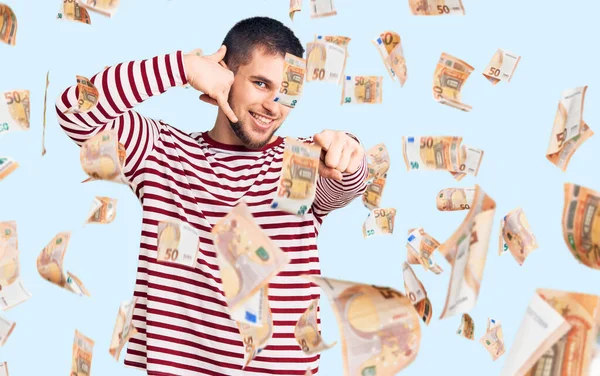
[{"xmin": 55, "ymin": 51, "xmax": 368, "ymax": 376}]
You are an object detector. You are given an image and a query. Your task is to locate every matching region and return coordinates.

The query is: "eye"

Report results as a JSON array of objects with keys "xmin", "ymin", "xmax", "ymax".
[{"xmin": 254, "ymin": 81, "xmax": 267, "ymax": 88}]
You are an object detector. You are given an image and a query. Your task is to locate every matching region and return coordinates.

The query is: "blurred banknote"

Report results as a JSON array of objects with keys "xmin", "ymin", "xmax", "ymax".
[
  {"xmin": 0, "ymin": 90, "xmax": 30, "ymax": 136},
  {"xmin": 437, "ymin": 187, "xmax": 475, "ymax": 211},
  {"xmin": 0, "ymin": 157, "xmax": 18, "ymax": 182},
  {"xmin": 406, "ymin": 228, "xmax": 443, "ymax": 274},
  {"xmin": 0, "ymin": 315, "xmax": 15, "ymax": 346},
  {"xmin": 363, "ymin": 208, "xmax": 396, "ymax": 238},
  {"xmin": 438, "ymin": 185, "xmax": 496, "ymax": 319},
  {"xmin": 109, "ymin": 297, "xmax": 138, "ymax": 361},
  {"xmin": 274, "ymin": 53, "xmax": 306, "ymax": 108},
  {"xmin": 483, "ymin": 49, "xmax": 521, "ymax": 85},
  {"xmin": 0, "ymin": 4, "xmax": 17, "ymax": 45},
  {"xmin": 500, "ymin": 289, "xmax": 600, "ymax": 376},
  {"xmin": 57, "ymin": 0, "xmax": 91, "ymax": 24},
  {"xmin": 237, "ymin": 287, "xmax": 273, "ymax": 367},
  {"xmin": 363, "ymin": 143, "xmax": 390, "ymax": 210},
  {"xmin": 0, "ymin": 362, "xmax": 7, "ymax": 376},
  {"xmin": 289, "ymin": 0, "xmax": 302, "ymax": 20},
  {"xmin": 310, "ymin": 0, "xmax": 337, "ymax": 18},
  {"xmin": 546, "ymin": 86, "xmax": 593, "ymax": 171},
  {"xmin": 42, "ymin": 71, "xmax": 50, "ymax": 156},
  {"xmin": 342, "ymin": 76, "xmax": 383, "ymax": 104},
  {"xmin": 562, "ymin": 183, "xmax": 600, "ymax": 270},
  {"xmin": 499, "ymin": 208, "xmax": 538, "ymax": 265},
  {"xmin": 433, "ymin": 53, "xmax": 473, "ymax": 111},
  {"xmin": 72, "ymin": 330, "xmax": 94, "ymax": 376},
  {"xmin": 316, "ymin": 35, "xmax": 351, "ymax": 49},
  {"xmin": 402, "ymin": 136, "xmax": 483, "ymax": 180},
  {"xmin": 37, "ymin": 232, "xmax": 90, "ymax": 296},
  {"xmin": 156, "ymin": 220, "xmax": 201, "ymax": 268},
  {"xmin": 403, "ymin": 262, "xmax": 433, "ymax": 325},
  {"xmin": 306, "ymin": 37, "xmax": 348, "ymax": 84},
  {"xmin": 456, "ymin": 313, "xmax": 474, "ymax": 340},
  {"xmin": 480, "ymin": 317, "xmax": 505, "ymax": 361},
  {"xmin": 80, "ymin": 130, "xmax": 129, "ymax": 185},
  {"xmin": 0, "ymin": 221, "xmax": 32, "ymax": 310},
  {"xmin": 64, "ymin": 76, "xmax": 99, "ymax": 114},
  {"xmin": 307, "ymin": 275, "xmax": 421, "ymax": 375},
  {"xmin": 84, "ymin": 196, "xmax": 117, "ymax": 225},
  {"xmin": 409, "ymin": 0, "xmax": 465, "ymax": 15},
  {"xmin": 77, "ymin": 0, "xmax": 119, "ymax": 17},
  {"xmin": 295, "ymin": 298, "xmax": 336, "ymax": 355},
  {"xmin": 373, "ymin": 31, "xmax": 407, "ymax": 86},
  {"xmin": 271, "ymin": 138, "xmax": 320, "ymax": 215}
]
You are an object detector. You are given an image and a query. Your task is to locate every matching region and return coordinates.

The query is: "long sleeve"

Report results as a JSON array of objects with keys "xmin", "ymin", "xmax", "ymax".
[
  {"xmin": 55, "ymin": 51, "xmax": 188, "ymax": 181},
  {"xmin": 311, "ymin": 132, "xmax": 369, "ymax": 221}
]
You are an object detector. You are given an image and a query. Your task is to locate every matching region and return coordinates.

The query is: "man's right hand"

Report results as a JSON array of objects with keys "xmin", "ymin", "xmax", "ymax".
[{"xmin": 183, "ymin": 45, "xmax": 239, "ymax": 123}]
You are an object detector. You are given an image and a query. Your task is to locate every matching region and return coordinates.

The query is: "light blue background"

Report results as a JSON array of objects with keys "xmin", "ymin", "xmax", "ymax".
[{"xmin": 1, "ymin": 0, "xmax": 600, "ymax": 375}]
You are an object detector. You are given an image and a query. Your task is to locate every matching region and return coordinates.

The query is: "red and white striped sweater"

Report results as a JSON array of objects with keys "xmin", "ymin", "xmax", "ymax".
[{"xmin": 55, "ymin": 51, "xmax": 368, "ymax": 376}]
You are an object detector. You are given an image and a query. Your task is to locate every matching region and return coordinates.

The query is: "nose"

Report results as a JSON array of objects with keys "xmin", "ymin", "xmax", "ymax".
[{"xmin": 261, "ymin": 95, "xmax": 281, "ymax": 117}]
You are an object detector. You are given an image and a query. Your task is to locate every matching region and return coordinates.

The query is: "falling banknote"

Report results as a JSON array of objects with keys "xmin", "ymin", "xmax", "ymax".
[
  {"xmin": 37, "ymin": 232, "xmax": 90, "ymax": 296},
  {"xmin": 237, "ymin": 287, "xmax": 273, "ymax": 367},
  {"xmin": 0, "ymin": 157, "xmax": 18, "ymax": 182},
  {"xmin": 409, "ymin": 0, "xmax": 465, "ymax": 15},
  {"xmin": 0, "ymin": 221, "xmax": 32, "ymax": 310},
  {"xmin": 274, "ymin": 53, "xmax": 306, "ymax": 108},
  {"xmin": 403, "ymin": 262, "xmax": 433, "ymax": 325},
  {"xmin": 295, "ymin": 298, "xmax": 337, "ymax": 355},
  {"xmin": 363, "ymin": 208, "xmax": 396, "ymax": 238},
  {"xmin": 310, "ymin": 0, "xmax": 337, "ymax": 18},
  {"xmin": 77, "ymin": 0, "xmax": 119, "ymax": 17},
  {"xmin": 499, "ymin": 208, "xmax": 538, "ymax": 265},
  {"xmin": 562, "ymin": 183, "xmax": 600, "ymax": 270},
  {"xmin": 402, "ymin": 136, "xmax": 484, "ymax": 180},
  {"xmin": 109, "ymin": 297, "xmax": 138, "ymax": 361},
  {"xmin": 42, "ymin": 71, "xmax": 50, "ymax": 156},
  {"xmin": 480, "ymin": 317, "xmax": 505, "ymax": 361},
  {"xmin": 212, "ymin": 201, "xmax": 290, "ymax": 318},
  {"xmin": 437, "ymin": 187, "xmax": 475, "ymax": 211},
  {"xmin": 307, "ymin": 276, "xmax": 421, "ymax": 375},
  {"xmin": 80, "ymin": 130, "xmax": 129, "ymax": 185},
  {"xmin": 373, "ymin": 31, "xmax": 407, "ymax": 87},
  {"xmin": 0, "ymin": 90, "xmax": 30, "ymax": 137},
  {"xmin": 0, "ymin": 315, "xmax": 15, "ymax": 346},
  {"xmin": 84, "ymin": 196, "xmax": 117, "ymax": 225},
  {"xmin": 306, "ymin": 36, "xmax": 348, "ymax": 84},
  {"xmin": 482, "ymin": 49, "xmax": 521, "ymax": 85},
  {"xmin": 546, "ymin": 86, "xmax": 593, "ymax": 171},
  {"xmin": 271, "ymin": 137, "xmax": 320, "ymax": 216},
  {"xmin": 72, "ymin": 330, "xmax": 94, "ymax": 376},
  {"xmin": 363, "ymin": 143, "xmax": 390, "ymax": 210},
  {"xmin": 406, "ymin": 228, "xmax": 444, "ymax": 275},
  {"xmin": 456, "ymin": 313, "xmax": 474, "ymax": 340},
  {"xmin": 0, "ymin": 362, "xmax": 7, "ymax": 376},
  {"xmin": 500, "ymin": 289, "xmax": 600, "ymax": 376},
  {"xmin": 0, "ymin": 4, "xmax": 17, "ymax": 45},
  {"xmin": 57, "ymin": 0, "xmax": 91, "ymax": 24},
  {"xmin": 341, "ymin": 76, "xmax": 383, "ymax": 104},
  {"xmin": 433, "ymin": 53, "xmax": 474, "ymax": 111},
  {"xmin": 438, "ymin": 185, "xmax": 496, "ymax": 319},
  {"xmin": 289, "ymin": 0, "xmax": 302, "ymax": 20},
  {"xmin": 64, "ymin": 76, "xmax": 99, "ymax": 114},
  {"xmin": 156, "ymin": 220, "xmax": 201, "ymax": 268}
]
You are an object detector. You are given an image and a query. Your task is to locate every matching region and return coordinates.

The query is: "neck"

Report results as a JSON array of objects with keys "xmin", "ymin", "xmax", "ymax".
[{"xmin": 208, "ymin": 112, "xmax": 244, "ymax": 146}]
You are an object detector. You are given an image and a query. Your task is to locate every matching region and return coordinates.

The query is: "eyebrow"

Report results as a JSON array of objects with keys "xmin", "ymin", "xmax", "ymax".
[{"xmin": 249, "ymin": 75, "xmax": 275, "ymax": 86}]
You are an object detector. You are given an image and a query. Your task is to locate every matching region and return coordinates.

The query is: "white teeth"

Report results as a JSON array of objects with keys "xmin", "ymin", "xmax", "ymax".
[{"xmin": 251, "ymin": 112, "xmax": 273, "ymax": 125}]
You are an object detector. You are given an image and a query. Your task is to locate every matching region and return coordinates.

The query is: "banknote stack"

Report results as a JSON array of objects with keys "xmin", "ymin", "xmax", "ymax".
[
  {"xmin": 156, "ymin": 220, "xmax": 201, "ymax": 267},
  {"xmin": 84, "ymin": 196, "xmax": 118, "ymax": 225},
  {"xmin": 362, "ymin": 143, "xmax": 390, "ymax": 210},
  {"xmin": 80, "ymin": 130, "xmax": 129, "ymax": 186},
  {"xmin": 306, "ymin": 35, "xmax": 350, "ymax": 84},
  {"xmin": 402, "ymin": 136, "xmax": 484, "ymax": 180},
  {"xmin": 295, "ymin": 298, "xmax": 336, "ymax": 355},
  {"xmin": 437, "ymin": 187, "xmax": 475, "ymax": 211},
  {"xmin": 409, "ymin": 0, "xmax": 465, "ymax": 15},
  {"xmin": 271, "ymin": 137, "xmax": 320, "ymax": 215},
  {"xmin": 0, "ymin": 316, "xmax": 15, "ymax": 346},
  {"xmin": 373, "ymin": 31, "xmax": 407, "ymax": 87},
  {"xmin": 306, "ymin": 276, "xmax": 421, "ymax": 375},
  {"xmin": 237, "ymin": 287, "xmax": 273, "ymax": 367},
  {"xmin": 1, "ymin": 90, "xmax": 30, "ymax": 136},
  {"xmin": 77, "ymin": 0, "xmax": 120, "ymax": 17},
  {"xmin": 499, "ymin": 208, "xmax": 538, "ymax": 265},
  {"xmin": 482, "ymin": 49, "xmax": 521, "ymax": 85},
  {"xmin": 109, "ymin": 298, "xmax": 138, "ymax": 361},
  {"xmin": 0, "ymin": 4, "xmax": 17, "ymax": 46},
  {"xmin": 72, "ymin": 330, "xmax": 94, "ymax": 376},
  {"xmin": 562, "ymin": 183, "xmax": 600, "ymax": 269},
  {"xmin": 37, "ymin": 232, "xmax": 90, "ymax": 296},
  {"xmin": 480, "ymin": 317, "xmax": 505, "ymax": 361},
  {"xmin": 341, "ymin": 75, "xmax": 383, "ymax": 104},
  {"xmin": 63, "ymin": 76, "xmax": 99, "ymax": 114},
  {"xmin": 456, "ymin": 313, "xmax": 474, "ymax": 339},
  {"xmin": 0, "ymin": 221, "xmax": 32, "ymax": 310},
  {"xmin": 406, "ymin": 228, "xmax": 443, "ymax": 274},
  {"xmin": 501, "ymin": 289, "xmax": 600, "ymax": 375},
  {"xmin": 438, "ymin": 185, "xmax": 496, "ymax": 318},
  {"xmin": 274, "ymin": 53, "xmax": 306, "ymax": 108},
  {"xmin": 403, "ymin": 262, "xmax": 433, "ymax": 325},
  {"xmin": 432, "ymin": 53, "xmax": 473, "ymax": 111},
  {"xmin": 546, "ymin": 86, "xmax": 593, "ymax": 171},
  {"xmin": 57, "ymin": 0, "xmax": 91, "ymax": 24},
  {"xmin": 363, "ymin": 208, "xmax": 396, "ymax": 238}
]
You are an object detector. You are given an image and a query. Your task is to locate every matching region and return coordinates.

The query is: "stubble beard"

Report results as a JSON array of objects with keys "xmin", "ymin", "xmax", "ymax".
[{"xmin": 228, "ymin": 119, "xmax": 278, "ymax": 150}]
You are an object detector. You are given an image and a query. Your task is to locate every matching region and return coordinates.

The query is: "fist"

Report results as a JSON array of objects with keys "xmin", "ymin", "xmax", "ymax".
[{"xmin": 313, "ymin": 130, "xmax": 364, "ymax": 181}]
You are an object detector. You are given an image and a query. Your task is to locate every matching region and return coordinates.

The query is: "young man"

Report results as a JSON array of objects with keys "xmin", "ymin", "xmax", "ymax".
[{"xmin": 56, "ymin": 17, "xmax": 368, "ymax": 376}]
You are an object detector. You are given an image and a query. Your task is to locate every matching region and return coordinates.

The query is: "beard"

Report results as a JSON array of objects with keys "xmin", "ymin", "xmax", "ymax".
[{"xmin": 228, "ymin": 119, "xmax": 278, "ymax": 150}]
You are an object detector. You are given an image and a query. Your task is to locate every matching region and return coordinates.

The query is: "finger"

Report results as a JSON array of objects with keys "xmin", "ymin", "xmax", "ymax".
[
  {"xmin": 313, "ymin": 131, "xmax": 333, "ymax": 151},
  {"xmin": 216, "ymin": 93, "xmax": 239, "ymax": 123},
  {"xmin": 345, "ymin": 150, "xmax": 363, "ymax": 174},
  {"xmin": 336, "ymin": 148, "xmax": 352, "ymax": 173},
  {"xmin": 207, "ymin": 45, "xmax": 227, "ymax": 63},
  {"xmin": 199, "ymin": 94, "xmax": 218, "ymax": 106},
  {"xmin": 318, "ymin": 161, "xmax": 343, "ymax": 181},
  {"xmin": 322, "ymin": 139, "xmax": 344, "ymax": 169}
]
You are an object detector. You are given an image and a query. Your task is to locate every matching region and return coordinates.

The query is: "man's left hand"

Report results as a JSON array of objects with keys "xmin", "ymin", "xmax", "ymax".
[{"xmin": 313, "ymin": 130, "xmax": 364, "ymax": 182}]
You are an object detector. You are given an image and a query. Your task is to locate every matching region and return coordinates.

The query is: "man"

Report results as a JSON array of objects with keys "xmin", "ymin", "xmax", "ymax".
[{"xmin": 56, "ymin": 16, "xmax": 368, "ymax": 376}]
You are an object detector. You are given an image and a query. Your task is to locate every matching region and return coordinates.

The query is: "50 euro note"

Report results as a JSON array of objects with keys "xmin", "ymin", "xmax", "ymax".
[
  {"xmin": 0, "ymin": 157, "xmax": 18, "ymax": 182},
  {"xmin": 373, "ymin": 31, "xmax": 407, "ymax": 87},
  {"xmin": 437, "ymin": 187, "xmax": 475, "ymax": 211},
  {"xmin": 72, "ymin": 330, "xmax": 94, "ymax": 376},
  {"xmin": 363, "ymin": 208, "xmax": 396, "ymax": 238},
  {"xmin": 456, "ymin": 313, "xmax": 474, "ymax": 340},
  {"xmin": 295, "ymin": 298, "xmax": 337, "ymax": 355},
  {"xmin": 42, "ymin": 71, "xmax": 50, "ymax": 156},
  {"xmin": 341, "ymin": 76, "xmax": 383, "ymax": 105},
  {"xmin": 309, "ymin": 0, "xmax": 337, "ymax": 18},
  {"xmin": 0, "ymin": 221, "xmax": 32, "ymax": 310},
  {"xmin": 212, "ymin": 201, "xmax": 290, "ymax": 322},
  {"xmin": 402, "ymin": 136, "xmax": 484, "ymax": 180},
  {"xmin": 0, "ymin": 4, "xmax": 17, "ymax": 46},
  {"xmin": 84, "ymin": 196, "xmax": 117, "ymax": 225},
  {"xmin": 305, "ymin": 276, "xmax": 421, "ymax": 375},
  {"xmin": 562, "ymin": 183, "xmax": 600, "ymax": 270},
  {"xmin": 0, "ymin": 362, "xmax": 7, "ymax": 376},
  {"xmin": 289, "ymin": 0, "xmax": 302, "ymax": 20},
  {"xmin": 80, "ymin": 130, "xmax": 130, "ymax": 186},
  {"xmin": 64, "ymin": 75, "xmax": 99, "ymax": 114},
  {"xmin": 238, "ymin": 287, "xmax": 273, "ymax": 367},
  {"xmin": 306, "ymin": 38, "xmax": 348, "ymax": 84},
  {"xmin": 403, "ymin": 262, "xmax": 433, "ymax": 325},
  {"xmin": 77, "ymin": 0, "xmax": 119, "ymax": 17},
  {"xmin": 546, "ymin": 86, "xmax": 593, "ymax": 171},
  {"xmin": 156, "ymin": 220, "xmax": 201, "ymax": 268},
  {"xmin": 500, "ymin": 289, "xmax": 600, "ymax": 376},
  {"xmin": 499, "ymin": 208, "xmax": 538, "ymax": 265},
  {"xmin": 271, "ymin": 137, "xmax": 320, "ymax": 216},
  {"xmin": 433, "ymin": 53, "xmax": 474, "ymax": 112},
  {"xmin": 0, "ymin": 90, "xmax": 30, "ymax": 136},
  {"xmin": 438, "ymin": 185, "xmax": 496, "ymax": 319},
  {"xmin": 57, "ymin": 0, "xmax": 91, "ymax": 24},
  {"xmin": 109, "ymin": 297, "xmax": 138, "ymax": 361},
  {"xmin": 274, "ymin": 53, "xmax": 306, "ymax": 108},
  {"xmin": 406, "ymin": 228, "xmax": 444, "ymax": 275},
  {"xmin": 409, "ymin": 0, "xmax": 465, "ymax": 15},
  {"xmin": 480, "ymin": 317, "xmax": 505, "ymax": 361},
  {"xmin": 0, "ymin": 315, "xmax": 15, "ymax": 346},
  {"xmin": 363, "ymin": 143, "xmax": 390, "ymax": 210},
  {"xmin": 37, "ymin": 232, "xmax": 90, "ymax": 296},
  {"xmin": 483, "ymin": 49, "xmax": 521, "ymax": 85}
]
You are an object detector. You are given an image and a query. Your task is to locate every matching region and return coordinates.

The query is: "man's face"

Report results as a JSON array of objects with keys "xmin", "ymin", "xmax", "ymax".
[{"xmin": 227, "ymin": 48, "xmax": 291, "ymax": 149}]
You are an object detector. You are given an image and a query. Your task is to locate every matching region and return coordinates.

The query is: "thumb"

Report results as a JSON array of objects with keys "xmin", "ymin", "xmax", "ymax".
[{"xmin": 207, "ymin": 45, "xmax": 227, "ymax": 62}]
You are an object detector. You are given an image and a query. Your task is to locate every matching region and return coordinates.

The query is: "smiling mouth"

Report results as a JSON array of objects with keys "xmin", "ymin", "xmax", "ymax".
[{"xmin": 249, "ymin": 111, "xmax": 275, "ymax": 129}]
